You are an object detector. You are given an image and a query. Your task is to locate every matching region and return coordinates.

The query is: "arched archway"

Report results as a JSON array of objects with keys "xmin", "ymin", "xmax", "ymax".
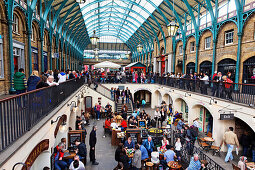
[
  {"xmin": 154, "ymin": 90, "xmax": 162, "ymax": 107},
  {"xmin": 243, "ymin": 56, "xmax": 255, "ymax": 84},
  {"xmin": 174, "ymin": 98, "xmax": 188, "ymax": 122},
  {"xmin": 191, "ymin": 105, "xmax": 213, "ymax": 134},
  {"xmin": 217, "ymin": 58, "xmax": 236, "ymax": 81},
  {"xmin": 186, "ymin": 62, "xmax": 195, "ymax": 74},
  {"xmin": 134, "ymin": 90, "xmax": 152, "ymax": 107},
  {"xmin": 163, "ymin": 93, "xmax": 173, "ymax": 105},
  {"xmin": 199, "ymin": 61, "xmax": 212, "ymax": 76}
]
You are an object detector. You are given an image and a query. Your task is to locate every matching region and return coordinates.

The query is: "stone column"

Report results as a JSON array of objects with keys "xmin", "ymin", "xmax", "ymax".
[
  {"xmin": 159, "ymin": 61, "xmax": 161, "ymax": 74},
  {"xmin": 153, "ymin": 57, "xmax": 157, "ymax": 73},
  {"xmin": 168, "ymin": 54, "xmax": 172, "ymax": 73}
]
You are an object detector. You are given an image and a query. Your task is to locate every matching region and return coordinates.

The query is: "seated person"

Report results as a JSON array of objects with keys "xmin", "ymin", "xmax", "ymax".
[
  {"xmin": 142, "ymin": 136, "xmax": 154, "ymax": 156},
  {"xmin": 161, "ymin": 136, "xmax": 169, "ymax": 151},
  {"xmin": 74, "ymin": 139, "xmax": 87, "ymax": 162},
  {"xmin": 105, "ymin": 102, "xmax": 112, "ymax": 113},
  {"xmin": 54, "ymin": 142, "xmax": 68, "ymax": 170},
  {"xmin": 104, "ymin": 117, "xmax": 111, "ymax": 137},
  {"xmin": 124, "ymin": 137, "xmax": 135, "ymax": 149},
  {"xmin": 132, "ymin": 111, "xmax": 138, "ymax": 118},
  {"xmin": 120, "ymin": 119, "xmax": 127, "ymax": 131},
  {"xmin": 111, "ymin": 119, "xmax": 118, "ymax": 129},
  {"xmin": 69, "ymin": 155, "xmax": 85, "ymax": 170},
  {"xmin": 138, "ymin": 142, "xmax": 148, "ymax": 161},
  {"xmin": 187, "ymin": 154, "xmax": 201, "ymax": 170},
  {"xmin": 160, "ymin": 145, "xmax": 177, "ymax": 168}
]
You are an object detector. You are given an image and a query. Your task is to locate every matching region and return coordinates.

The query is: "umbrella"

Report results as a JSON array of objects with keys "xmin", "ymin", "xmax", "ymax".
[{"xmin": 94, "ymin": 61, "xmax": 121, "ymax": 69}]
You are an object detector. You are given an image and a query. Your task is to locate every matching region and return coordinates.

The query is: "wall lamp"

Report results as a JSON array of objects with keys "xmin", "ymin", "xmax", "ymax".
[
  {"xmin": 67, "ymin": 101, "xmax": 78, "ymax": 112},
  {"xmin": 12, "ymin": 162, "xmax": 26, "ymax": 170},
  {"xmin": 51, "ymin": 115, "xmax": 67, "ymax": 132},
  {"xmin": 184, "ymin": 92, "xmax": 191, "ymax": 97},
  {"xmin": 209, "ymin": 97, "xmax": 217, "ymax": 105}
]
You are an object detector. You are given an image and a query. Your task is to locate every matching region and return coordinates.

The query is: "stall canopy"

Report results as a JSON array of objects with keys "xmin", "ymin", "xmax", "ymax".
[
  {"xmin": 94, "ymin": 61, "xmax": 121, "ymax": 69},
  {"xmin": 125, "ymin": 62, "xmax": 146, "ymax": 73}
]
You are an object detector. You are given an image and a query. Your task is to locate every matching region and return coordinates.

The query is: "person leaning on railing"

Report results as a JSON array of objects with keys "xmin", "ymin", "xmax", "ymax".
[{"xmin": 12, "ymin": 68, "xmax": 27, "ymax": 94}]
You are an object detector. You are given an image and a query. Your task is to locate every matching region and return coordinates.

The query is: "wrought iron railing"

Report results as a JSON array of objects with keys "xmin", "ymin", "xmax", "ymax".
[{"xmin": 0, "ymin": 77, "xmax": 84, "ymax": 152}]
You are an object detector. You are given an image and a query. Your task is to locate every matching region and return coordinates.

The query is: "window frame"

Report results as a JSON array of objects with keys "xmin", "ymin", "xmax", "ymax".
[
  {"xmin": 12, "ymin": 14, "xmax": 19, "ymax": 34},
  {"xmin": 205, "ymin": 36, "xmax": 211, "ymax": 49},
  {"xmin": 179, "ymin": 45, "xmax": 183, "ymax": 55},
  {"xmin": 190, "ymin": 41, "xmax": 195, "ymax": 52},
  {"xmin": 0, "ymin": 39, "xmax": 4, "ymax": 78},
  {"xmin": 225, "ymin": 30, "xmax": 234, "ymax": 45}
]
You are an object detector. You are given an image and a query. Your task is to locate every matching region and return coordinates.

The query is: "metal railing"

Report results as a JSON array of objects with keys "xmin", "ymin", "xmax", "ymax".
[
  {"xmin": 94, "ymin": 74, "xmax": 255, "ymax": 106},
  {"xmin": 170, "ymin": 130, "xmax": 225, "ymax": 170},
  {"xmin": 0, "ymin": 77, "xmax": 84, "ymax": 152}
]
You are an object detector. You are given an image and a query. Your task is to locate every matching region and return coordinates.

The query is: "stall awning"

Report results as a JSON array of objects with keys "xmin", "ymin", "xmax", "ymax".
[
  {"xmin": 125, "ymin": 62, "xmax": 146, "ymax": 68},
  {"xmin": 94, "ymin": 61, "xmax": 121, "ymax": 69}
]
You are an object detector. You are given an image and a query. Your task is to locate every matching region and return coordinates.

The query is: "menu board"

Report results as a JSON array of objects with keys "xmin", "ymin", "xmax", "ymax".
[
  {"xmin": 68, "ymin": 131, "xmax": 83, "ymax": 148},
  {"xmin": 138, "ymin": 120, "xmax": 146, "ymax": 128}
]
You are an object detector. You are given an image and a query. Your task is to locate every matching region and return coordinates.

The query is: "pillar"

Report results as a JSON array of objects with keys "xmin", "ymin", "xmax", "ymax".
[
  {"xmin": 168, "ymin": 54, "xmax": 172, "ymax": 73},
  {"xmin": 8, "ymin": 19, "xmax": 15, "ymax": 92},
  {"xmin": 234, "ymin": 32, "xmax": 242, "ymax": 84},
  {"xmin": 153, "ymin": 57, "xmax": 157, "ymax": 73}
]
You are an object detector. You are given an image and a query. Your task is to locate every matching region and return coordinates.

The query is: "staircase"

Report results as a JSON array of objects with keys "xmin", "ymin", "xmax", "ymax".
[{"xmin": 116, "ymin": 102, "xmax": 133, "ymax": 115}]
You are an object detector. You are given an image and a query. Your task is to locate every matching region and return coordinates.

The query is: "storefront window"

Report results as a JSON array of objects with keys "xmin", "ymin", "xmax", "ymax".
[
  {"xmin": 13, "ymin": 14, "xmax": 19, "ymax": 33},
  {"xmin": 225, "ymin": 30, "xmax": 234, "ymax": 45},
  {"xmin": 190, "ymin": 41, "xmax": 195, "ymax": 52},
  {"xmin": 205, "ymin": 36, "xmax": 211, "ymax": 49}
]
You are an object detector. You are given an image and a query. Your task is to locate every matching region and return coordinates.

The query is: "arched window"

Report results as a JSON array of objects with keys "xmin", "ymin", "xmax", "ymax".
[
  {"xmin": 13, "ymin": 14, "xmax": 19, "ymax": 33},
  {"xmin": 31, "ymin": 25, "xmax": 35, "ymax": 41}
]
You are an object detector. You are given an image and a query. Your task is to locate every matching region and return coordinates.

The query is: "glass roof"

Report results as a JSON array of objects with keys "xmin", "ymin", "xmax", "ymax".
[{"xmin": 79, "ymin": 0, "xmax": 164, "ymax": 43}]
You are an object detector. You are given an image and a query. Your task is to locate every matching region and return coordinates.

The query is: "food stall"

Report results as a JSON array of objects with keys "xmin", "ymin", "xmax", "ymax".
[{"xmin": 125, "ymin": 62, "xmax": 146, "ymax": 73}]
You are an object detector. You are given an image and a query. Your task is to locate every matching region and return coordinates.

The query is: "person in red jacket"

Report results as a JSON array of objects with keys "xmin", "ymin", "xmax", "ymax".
[
  {"xmin": 104, "ymin": 117, "xmax": 111, "ymax": 137},
  {"xmin": 223, "ymin": 75, "xmax": 233, "ymax": 100},
  {"xmin": 54, "ymin": 142, "xmax": 68, "ymax": 170},
  {"xmin": 121, "ymin": 119, "xmax": 127, "ymax": 131}
]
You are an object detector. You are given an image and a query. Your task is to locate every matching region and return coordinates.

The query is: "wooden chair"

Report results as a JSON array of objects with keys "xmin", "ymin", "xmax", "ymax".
[
  {"xmin": 232, "ymin": 163, "xmax": 241, "ymax": 170},
  {"xmin": 197, "ymin": 138, "xmax": 210, "ymax": 152},
  {"xmin": 211, "ymin": 145, "xmax": 221, "ymax": 157}
]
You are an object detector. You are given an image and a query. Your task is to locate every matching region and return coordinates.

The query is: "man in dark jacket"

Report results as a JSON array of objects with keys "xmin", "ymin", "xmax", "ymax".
[
  {"xmin": 13, "ymin": 68, "xmax": 27, "ymax": 94},
  {"xmin": 75, "ymin": 139, "xmax": 87, "ymax": 165},
  {"xmin": 89, "ymin": 125, "xmax": 99, "ymax": 165}
]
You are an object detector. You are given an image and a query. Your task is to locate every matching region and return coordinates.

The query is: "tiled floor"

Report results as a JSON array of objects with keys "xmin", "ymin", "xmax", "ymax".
[{"xmin": 84, "ymin": 106, "xmax": 240, "ymax": 170}]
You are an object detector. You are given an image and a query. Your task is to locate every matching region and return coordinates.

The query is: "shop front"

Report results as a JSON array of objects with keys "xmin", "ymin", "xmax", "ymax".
[
  {"xmin": 125, "ymin": 62, "xmax": 146, "ymax": 73},
  {"xmin": 199, "ymin": 61, "xmax": 212, "ymax": 76},
  {"xmin": 243, "ymin": 56, "xmax": 255, "ymax": 84},
  {"xmin": 43, "ymin": 51, "xmax": 48, "ymax": 72},
  {"xmin": 186, "ymin": 62, "xmax": 195, "ymax": 74},
  {"xmin": 13, "ymin": 40, "xmax": 25, "ymax": 73},
  {"xmin": 32, "ymin": 47, "xmax": 39, "ymax": 71},
  {"xmin": 217, "ymin": 58, "xmax": 236, "ymax": 81},
  {"xmin": 174, "ymin": 98, "xmax": 188, "ymax": 122}
]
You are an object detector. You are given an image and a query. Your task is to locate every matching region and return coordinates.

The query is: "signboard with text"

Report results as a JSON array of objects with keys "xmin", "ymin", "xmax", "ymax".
[{"xmin": 220, "ymin": 114, "xmax": 234, "ymax": 120}]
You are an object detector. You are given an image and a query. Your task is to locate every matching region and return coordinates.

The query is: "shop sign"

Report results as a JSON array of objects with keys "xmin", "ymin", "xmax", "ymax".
[
  {"xmin": 22, "ymin": 139, "xmax": 49, "ymax": 169},
  {"xmin": 220, "ymin": 114, "xmax": 234, "ymax": 120}
]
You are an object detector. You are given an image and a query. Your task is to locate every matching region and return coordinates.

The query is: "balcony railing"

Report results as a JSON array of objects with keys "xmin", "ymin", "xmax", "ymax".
[{"xmin": 0, "ymin": 77, "xmax": 84, "ymax": 152}]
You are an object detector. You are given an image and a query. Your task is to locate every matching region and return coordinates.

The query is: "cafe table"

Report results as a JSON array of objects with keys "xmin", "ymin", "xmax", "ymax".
[
  {"xmin": 203, "ymin": 137, "xmax": 215, "ymax": 146},
  {"xmin": 246, "ymin": 162, "xmax": 255, "ymax": 170},
  {"xmin": 167, "ymin": 161, "xmax": 182, "ymax": 170},
  {"xmin": 63, "ymin": 151, "xmax": 76, "ymax": 160}
]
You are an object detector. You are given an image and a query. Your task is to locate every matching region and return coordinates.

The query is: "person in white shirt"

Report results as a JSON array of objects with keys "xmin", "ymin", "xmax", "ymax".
[
  {"xmin": 193, "ymin": 118, "xmax": 200, "ymax": 129},
  {"xmin": 175, "ymin": 138, "xmax": 182, "ymax": 160},
  {"xmin": 58, "ymin": 70, "xmax": 67, "ymax": 83},
  {"xmin": 47, "ymin": 75, "xmax": 59, "ymax": 86},
  {"xmin": 201, "ymin": 73, "xmax": 209, "ymax": 95},
  {"xmin": 111, "ymin": 120, "xmax": 118, "ymax": 129},
  {"xmin": 69, "ymin": 155, "xmax": 85, "ymax": 170},
  {"xmin": 154, "ymin": 108, "xmax": 161, "ymax": 127}
]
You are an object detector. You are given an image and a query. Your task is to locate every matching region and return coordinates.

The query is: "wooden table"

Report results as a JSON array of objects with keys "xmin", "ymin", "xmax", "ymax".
[
  {"xmin": 204, "ymin": 137, "xmax": 214, "ymax": 142},
  {"xmin": 167, "ymin": 161, "xmax": 182, "ymax": 170},
  {"xmin": 246, "ymin": 162, "xmax": 255, "ymax": 170},
  {"xmin": 63, "ymin": 151, "xmax": 76, "ymax": 160}
]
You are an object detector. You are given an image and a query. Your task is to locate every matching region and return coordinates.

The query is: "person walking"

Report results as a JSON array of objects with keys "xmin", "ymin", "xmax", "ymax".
[
  {"xmin": 89, "ymin": 125, "xmax": 99, "ymax": 165},
  {"xmin": 13, "ymin": 68, "xmax": 27, "ymax": 94},
  {"xmin": 125, "ymin": 87, "xmax": 131, "ymax": 103},
  {"xmin": 221, "ymin": 127, "xmax": 239, "ymax": 163}
]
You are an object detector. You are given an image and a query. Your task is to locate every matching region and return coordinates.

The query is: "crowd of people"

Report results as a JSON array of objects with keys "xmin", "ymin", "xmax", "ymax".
[{"xmin": 12, "ymin": 68, "xmax": 85, "ymax": 94}]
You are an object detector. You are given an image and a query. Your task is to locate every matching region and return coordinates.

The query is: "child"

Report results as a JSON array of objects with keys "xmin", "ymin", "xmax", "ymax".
[
  {"xmin": 167, "ymin": 113, "xmax": 173, "ymax": 128},
  {"xmin": 175, "ymin": 138, "xmax": 182, "ymax": 161}
]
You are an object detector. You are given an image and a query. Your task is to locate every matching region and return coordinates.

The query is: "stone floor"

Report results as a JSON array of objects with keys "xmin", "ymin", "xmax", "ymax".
[{"xmin": 83, "ymin": 106, "xmax": 240, "ymax": 170}]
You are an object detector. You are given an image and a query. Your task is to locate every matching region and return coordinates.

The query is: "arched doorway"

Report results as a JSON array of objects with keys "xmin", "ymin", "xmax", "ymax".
[
  {"xmin": 186, "ymin": 62, "xmax": 195, "ymax": 74},
  {"xmin": 134, "ymin": 90, "xmax": 152, "ymax": 107},
  {"xmin": 243, "ymin": 56, "xmax": 255, "ymax": 84},
  {"xmin": 154, "ymin": 90, "xmax": 162, "ymax": 107},
  {"xmin": 200, "ymin": 61, "xmax": 212, "ymax": 76},
  {"xmin": 85, "ymin": 96, "xmax": 92, "ymax": 112},
  {"xmin": 163, "ymin": 93, "xmax": 173, "ymax": 105},
  {"xmin": 217, "ymin": 58, "xmax": 236, "ymax": 81},
  {"xmin": 235, "ymin": 117, "xmax": 255, "ymax": 157},
  {"xmin": 191, "ymin": 105, "xmax": 213, "ymax": 133},
  {"xmin": 174, "ymin": 98, "xmax": 188, "ymax": 122},
  {"xmin": 160, "ymin": 47, "xmax": 166, "ymax": 75}
]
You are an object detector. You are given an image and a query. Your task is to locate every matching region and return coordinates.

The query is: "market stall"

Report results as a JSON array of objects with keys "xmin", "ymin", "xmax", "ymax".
[{"xmin": 125, "ymin": 62, "xmax": 146, "ymax": 73}]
